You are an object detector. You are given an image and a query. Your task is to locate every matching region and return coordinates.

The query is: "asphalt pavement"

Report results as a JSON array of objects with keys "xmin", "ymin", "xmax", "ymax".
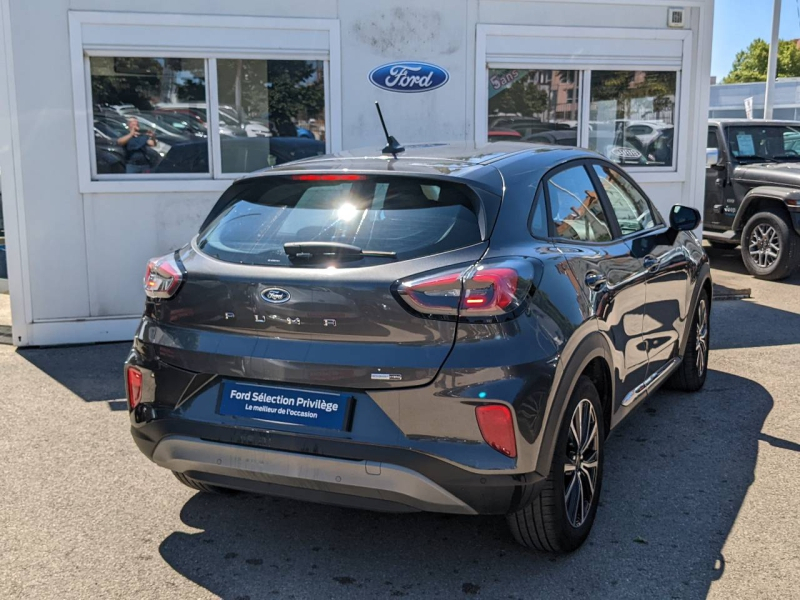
[{"xmin": 1, "ymin": 245, "xmax": 799, "ymax": 599}]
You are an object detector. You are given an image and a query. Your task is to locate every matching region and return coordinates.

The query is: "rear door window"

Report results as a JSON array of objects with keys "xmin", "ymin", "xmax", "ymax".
[
  {"xmin": 197, "ymin": 175, "xmax": 484, "ymax": 267},
  {"xmin": 545, "ymin": 165, "xmax": 613, "ymax": 242}
]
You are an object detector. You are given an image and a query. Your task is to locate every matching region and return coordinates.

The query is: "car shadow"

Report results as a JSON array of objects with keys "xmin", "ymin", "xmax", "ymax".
[
  {"xmin": 704, "ymin": 244, "xmax": 800, "ymax": 286},
  {"xmin": 158, "ymin": 367, "xmax": 772, "ymax": 599},
  {"xmin": 16, "ymin": 342, "xmax": 129, "ymax": 409}
]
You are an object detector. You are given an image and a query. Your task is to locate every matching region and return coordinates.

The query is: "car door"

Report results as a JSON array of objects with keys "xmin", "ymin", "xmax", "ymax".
[
  {"xmin": 541, "ymin": 161, "xmax": 649, "ymax": 408},
  {"xmin": 705, "ymin": 126, "xmax": 727, "ymax": 229},
  {"xmin": 590, "ymin": 162, "xmax": 690, "ymax": 382}
]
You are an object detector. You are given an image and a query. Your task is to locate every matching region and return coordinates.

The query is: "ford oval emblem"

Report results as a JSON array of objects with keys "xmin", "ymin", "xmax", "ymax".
[
  {"xmin": 368, "ymin": 61, "xmax": 449, "ymax": 93},
  {"xmin": 261, "ymin": 288, "xmax": 291, "ymax": 304}
]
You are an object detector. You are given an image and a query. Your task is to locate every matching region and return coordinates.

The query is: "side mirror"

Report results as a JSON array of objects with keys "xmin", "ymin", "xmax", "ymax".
[
  {"xmin": 706, "ymin": 148, "xmax": 724, "ymax": 169},
  {"xmin": 669, "ymin": 205, "xmax": 701, "ymax": 231}
]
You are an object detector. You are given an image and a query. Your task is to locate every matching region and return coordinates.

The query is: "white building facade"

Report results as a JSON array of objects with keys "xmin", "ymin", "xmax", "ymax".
[{"xmin": 0, "ymin": 0, "xmax": 714, "ymax": 346}]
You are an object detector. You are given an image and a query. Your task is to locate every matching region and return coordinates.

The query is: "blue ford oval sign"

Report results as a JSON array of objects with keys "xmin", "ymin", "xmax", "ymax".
[
  {"xmin": 369, "ymin": 62, "xmax": 449, "ymax": 93},
  {"xmin": 261, "ymin": 288, "xmax": 291, "ymax": 304}
]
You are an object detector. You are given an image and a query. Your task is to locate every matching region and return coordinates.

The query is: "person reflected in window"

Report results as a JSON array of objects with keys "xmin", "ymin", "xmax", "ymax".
[{"xmin": 117, "ymin": 117, "xmax": 157, "ymax": 173}]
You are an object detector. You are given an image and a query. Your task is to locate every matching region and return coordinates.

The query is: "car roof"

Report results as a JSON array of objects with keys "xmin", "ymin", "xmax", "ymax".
[
  {"xmin": 710, "ymin": 118, "xmax": 800, "ymax": 126},
  {"xmin": 239, "ymin": 141, "xmax": 599, "ymax": 182}
]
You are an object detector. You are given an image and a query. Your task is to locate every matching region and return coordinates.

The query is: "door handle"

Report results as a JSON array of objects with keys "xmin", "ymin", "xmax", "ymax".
[
  {"xmin": 643, "ymin": 255, "xmax": 659, "ymax": 272},
  {"xmin": 585, "ymin": 271, "xmax": 607, "ymax": 290}
]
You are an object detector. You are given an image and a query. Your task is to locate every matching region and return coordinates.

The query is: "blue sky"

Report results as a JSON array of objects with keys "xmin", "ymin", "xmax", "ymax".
[{"xmin": 712, "ymin": 0, "xmax": 800, "ymax": 80}]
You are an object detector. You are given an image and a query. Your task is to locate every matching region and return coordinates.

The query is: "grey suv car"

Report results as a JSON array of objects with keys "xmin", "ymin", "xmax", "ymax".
[{"xmin": 126, "ymin": 143, "xmax": 711, "ymax": 552}]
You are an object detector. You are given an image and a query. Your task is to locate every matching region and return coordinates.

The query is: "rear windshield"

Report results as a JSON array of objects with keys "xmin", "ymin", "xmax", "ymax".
[{"xmin": 197, "ymin": 175, "xmax": 484, "ymax": 267}]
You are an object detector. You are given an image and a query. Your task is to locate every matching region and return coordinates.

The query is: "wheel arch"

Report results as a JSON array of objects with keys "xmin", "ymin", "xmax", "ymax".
[
  {"xmin": 734, "ymin": 187, "xmax": 798, "ymax": 233},
  {"xmin": 533, "ymin": 329, "xmax": 614, "ymax": 478},
  {"xmin": 679, "ymin": 263, "xmax": 712, "ymax": 358}
]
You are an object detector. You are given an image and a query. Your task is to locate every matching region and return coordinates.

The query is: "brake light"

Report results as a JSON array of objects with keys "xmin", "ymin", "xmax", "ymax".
[
  {"xmin": 291, "ymin": 174, "xmax": 367, "ymax": 181},
  {"xmin": 475, "ymin": 405, "xmax": 517, "ymax": 458},
  {"xmin": 144, "ymin": 254, "xmax": 183, "ymax": 299},
  {"xmin": 395, "ymin": 258, "xmax": 535, "ymax": 319},
  {"xmin": 126, "ymin": 367, "xmax": 143, "ymax": 410}
]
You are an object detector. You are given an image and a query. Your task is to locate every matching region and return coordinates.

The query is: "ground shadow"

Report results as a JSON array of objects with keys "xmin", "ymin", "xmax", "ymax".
[
  {"xmin": 17, "ymin": 342, "xmax": 129, "ymax": 407},
  {"xmin": 159, "ymin": 368, "xmax": 771, "ymax": 600},
  {"xmin": 704, "ymin": 244, "xmax": 800, "ymax": 286},
  {"xmin": 710, "ymin": 293, "xmax": 800, "ymax": 350}
]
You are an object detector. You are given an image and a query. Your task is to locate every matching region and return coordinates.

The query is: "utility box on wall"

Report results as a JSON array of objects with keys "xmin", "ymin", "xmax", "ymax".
[{"xmin": 0, "ymin": 0, "xmax": 715, "ymax": 346}]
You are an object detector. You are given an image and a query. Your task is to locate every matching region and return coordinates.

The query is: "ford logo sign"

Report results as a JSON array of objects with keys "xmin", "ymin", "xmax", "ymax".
[
  {"xmin": 368, "ymin": 61, "xmax": 449, "ymax": 93},
  {"xmin": 261, "ymin": 288, "xmax": 291, "ymax": 304}
]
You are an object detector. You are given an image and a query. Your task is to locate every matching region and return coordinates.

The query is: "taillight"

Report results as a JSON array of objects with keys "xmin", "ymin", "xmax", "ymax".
[
  {"xmin": 395, "ymin": 258, "xmax": 535, "ymax": 320},
  {"xmin": 126, "ymin": 367, "xmax": 143, "ymax": 411},
  {"xmin": 144, "ymin": 254, "xmax": 183, "ymax": 299},
  {"xmin": 475, "ymin": 404, "xmax": 517, "ymax": 458}
]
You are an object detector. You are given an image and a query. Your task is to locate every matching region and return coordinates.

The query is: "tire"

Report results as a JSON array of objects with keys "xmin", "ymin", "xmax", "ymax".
[
  {"xmin": 740, "ymin": 209, "xmax": 800, "ymax": 280},
  {"xmin": 706, "ymin": 239, "xmax": 737, "ymax": 250},
  {"xmin": 507, "ymin": 376, "xmax": 604, "ymax": 553},
  {"xmin": 667, "ymin": 289, "xmax": 710, "ymax": 392},
  {"xmin": 172, "ymin": 471, "xmax": 238, "ymax": 495}
]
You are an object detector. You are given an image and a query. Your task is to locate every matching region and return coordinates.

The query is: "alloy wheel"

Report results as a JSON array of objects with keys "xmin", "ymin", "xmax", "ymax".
[
  {"xmin": 748, "ymin": 224, "xmax": 781, "ymax": 268},
  {"xmin": 564, "ymin": 399, "xmax": 599, "ymax": 528},
  {"xmin": 695, "ymin": 298, "xmax": 709, "ymax": 376}
]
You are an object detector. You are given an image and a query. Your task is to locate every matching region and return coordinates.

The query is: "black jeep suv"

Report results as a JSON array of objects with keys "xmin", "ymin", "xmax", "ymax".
[{"xmin": 705, "ymin": 119, "xmax": 800, "ymax": 279}]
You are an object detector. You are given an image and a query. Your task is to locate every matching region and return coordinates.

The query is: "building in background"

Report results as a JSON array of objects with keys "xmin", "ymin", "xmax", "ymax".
[
  {"xmin": 0, "ymin": 0, "xmax": 714, "ymax": 346},
  {"xmin": 709, "ymin": 78, "xmax": 800, "ymax": 120}
]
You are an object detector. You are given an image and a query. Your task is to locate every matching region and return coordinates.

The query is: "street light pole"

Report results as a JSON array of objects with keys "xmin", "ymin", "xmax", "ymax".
[{"xmin": 765, "ymin": 0, "xmax": 782, "ymax": 119}]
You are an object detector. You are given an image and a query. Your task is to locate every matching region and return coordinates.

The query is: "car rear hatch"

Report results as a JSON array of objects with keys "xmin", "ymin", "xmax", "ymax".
[{"xmin": 143, "ymin": 172, "xmax": 501, "ymax": 390}]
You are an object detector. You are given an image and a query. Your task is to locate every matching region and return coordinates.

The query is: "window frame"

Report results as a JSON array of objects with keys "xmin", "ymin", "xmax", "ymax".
[
  {"xmin": 68, "ymin": 11, "xmax": 341, "ymax": 194},
  {"xmin": 476, "ymin": 24, "xmax": 693, "ymax": 184}
]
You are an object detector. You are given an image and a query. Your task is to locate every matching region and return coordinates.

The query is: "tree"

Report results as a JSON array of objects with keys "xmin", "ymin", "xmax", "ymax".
[{"xmin": 724, "ymin": 38, "xmax": 800, "ymax": 83}]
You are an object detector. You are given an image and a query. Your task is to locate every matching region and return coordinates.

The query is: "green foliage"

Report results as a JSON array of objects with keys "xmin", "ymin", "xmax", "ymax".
[
  {"xmin": 591, "ymin": 71, "xmax": 676, "ymax": 119},
  {"xmin": 724, "ymin": 38, "xmax": 800, "ymax": 83}
]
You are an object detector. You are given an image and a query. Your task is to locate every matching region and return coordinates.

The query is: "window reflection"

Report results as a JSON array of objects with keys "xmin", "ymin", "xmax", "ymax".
[
  {"xmin": 588, "ymin": 71, "xmax": 677, "ymax": 167},
  {"xmin": 90, "ymin": 57, "xmax": 207, "ymax": 175},
  {"xmin": 488, "ymin": 69, "xmax": 580, "ymax": 145},
  {"xmin": 216, "ymin": 59, "xmax": 326, "ymax": 173}
]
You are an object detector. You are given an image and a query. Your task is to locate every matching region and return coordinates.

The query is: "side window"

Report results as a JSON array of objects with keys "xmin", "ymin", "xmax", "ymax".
[
  {"xmin": 530, "ymin": 185, "xmax": 548, "ymax": 238},
  {"xmin": 707, "ymin": 127, "xmax": 720, "ymax": 150},
  {"xmin": 546, "ymin": 165, "xmax": 613, "ymax": 242},
  {"xmin": 592, "ymin": 164, "xmax": 657, "ymax": 235}
]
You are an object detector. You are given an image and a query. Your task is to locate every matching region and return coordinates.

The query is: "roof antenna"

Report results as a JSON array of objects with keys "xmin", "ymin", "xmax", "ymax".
[{"xmin": 375, "ymin": 101, "xmax": 404, "ymax": 158}]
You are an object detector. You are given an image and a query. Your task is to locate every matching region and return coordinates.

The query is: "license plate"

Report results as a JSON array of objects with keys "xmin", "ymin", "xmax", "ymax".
[{"xmin": 218, "ymin": 381, "xmax": 353, "ymax": 430}]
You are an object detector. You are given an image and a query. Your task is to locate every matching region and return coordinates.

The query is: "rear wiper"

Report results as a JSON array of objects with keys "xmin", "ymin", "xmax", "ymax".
[
  {"xmin": 736, "ymin": 155, "xmax": 777, "ymax": 163},
  {"xmin": 283, "ymin": 241, "xmax": 397, "ymax": 259}
]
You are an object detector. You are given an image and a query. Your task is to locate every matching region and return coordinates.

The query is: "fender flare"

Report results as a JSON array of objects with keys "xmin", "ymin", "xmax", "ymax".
[
  {"xmin": 533, "ymin": 328, "xmax": 614, "ymax": 478},
  {"xmin": 733, "ymin": 186, "xmax": 800, "ymax": 232},
  {"xmin": 678, "ymin": 262, "xmax": 712, "ymax": 357}
]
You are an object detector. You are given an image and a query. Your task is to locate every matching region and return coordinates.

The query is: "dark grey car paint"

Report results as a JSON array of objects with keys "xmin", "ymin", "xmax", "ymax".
[{"xmin": 128, "ymin": 142, "xmax": 710, "ymax": 514}]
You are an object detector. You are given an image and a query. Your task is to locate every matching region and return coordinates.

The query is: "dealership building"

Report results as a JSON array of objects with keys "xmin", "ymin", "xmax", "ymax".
[{"xmin": 0, "ymin": 0, "xmax": 714, "ymax": 346}]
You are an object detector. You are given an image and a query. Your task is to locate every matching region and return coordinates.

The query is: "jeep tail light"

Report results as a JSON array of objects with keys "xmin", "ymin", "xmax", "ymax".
[
  {"xmin": 127, "ymin": 367, "xmax": 143, "ymax": 411},
  {"xmin": 395, "ymin": 258, "xmax": 535, "ymax": 320},
  {"xmin": 144, "ymin": 254, "xmax": 183, "ymax": 299},
  {"xmin": 475, "ymin": 404, "xmax": 517, "ymax": 458}
]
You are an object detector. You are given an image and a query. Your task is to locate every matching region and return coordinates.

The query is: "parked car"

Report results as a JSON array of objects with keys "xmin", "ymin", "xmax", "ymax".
[
  {"xmin": 487, "ymin": 128, "xmax": 522, "ymax": 142},
  {"xmin": 705, "ymin": 119, "xmax": 800, "ymax": 279},
  {"xmin": 154, "ymin": 137, "xmax": 325, "ymax": 174},
  {"xmin": 126, "ymin": 142, "xmax": 710, "ymax": 553}
]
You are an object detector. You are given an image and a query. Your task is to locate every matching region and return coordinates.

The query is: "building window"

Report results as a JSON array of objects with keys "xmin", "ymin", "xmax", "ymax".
[
  {"xmin": 215, "ymin": 59, "xmax": 325, "ymax": 174},
  {"xmin": 88, "ymin": 57, "xmax": 327, "ymax": 179},
  {"xmin": 487, "ymin": 69, "xmax": 580, "ymax": 145},
  {"xmin": 90, "ymin": 57, "xmax": 208, "ymax": 176},
  {"xmin": 588, "ymin": 71, "xmax": 677, "ymax": 167}
]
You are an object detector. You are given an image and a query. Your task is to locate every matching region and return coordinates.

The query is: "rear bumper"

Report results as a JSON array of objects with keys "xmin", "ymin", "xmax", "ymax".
[
  {"xmin": 153, "ymin": 435, "xmax": 477, "ymax": 514},
  {"xmin": 132, "ymin": 418, "xmax": 545, "ymax": 515}
]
